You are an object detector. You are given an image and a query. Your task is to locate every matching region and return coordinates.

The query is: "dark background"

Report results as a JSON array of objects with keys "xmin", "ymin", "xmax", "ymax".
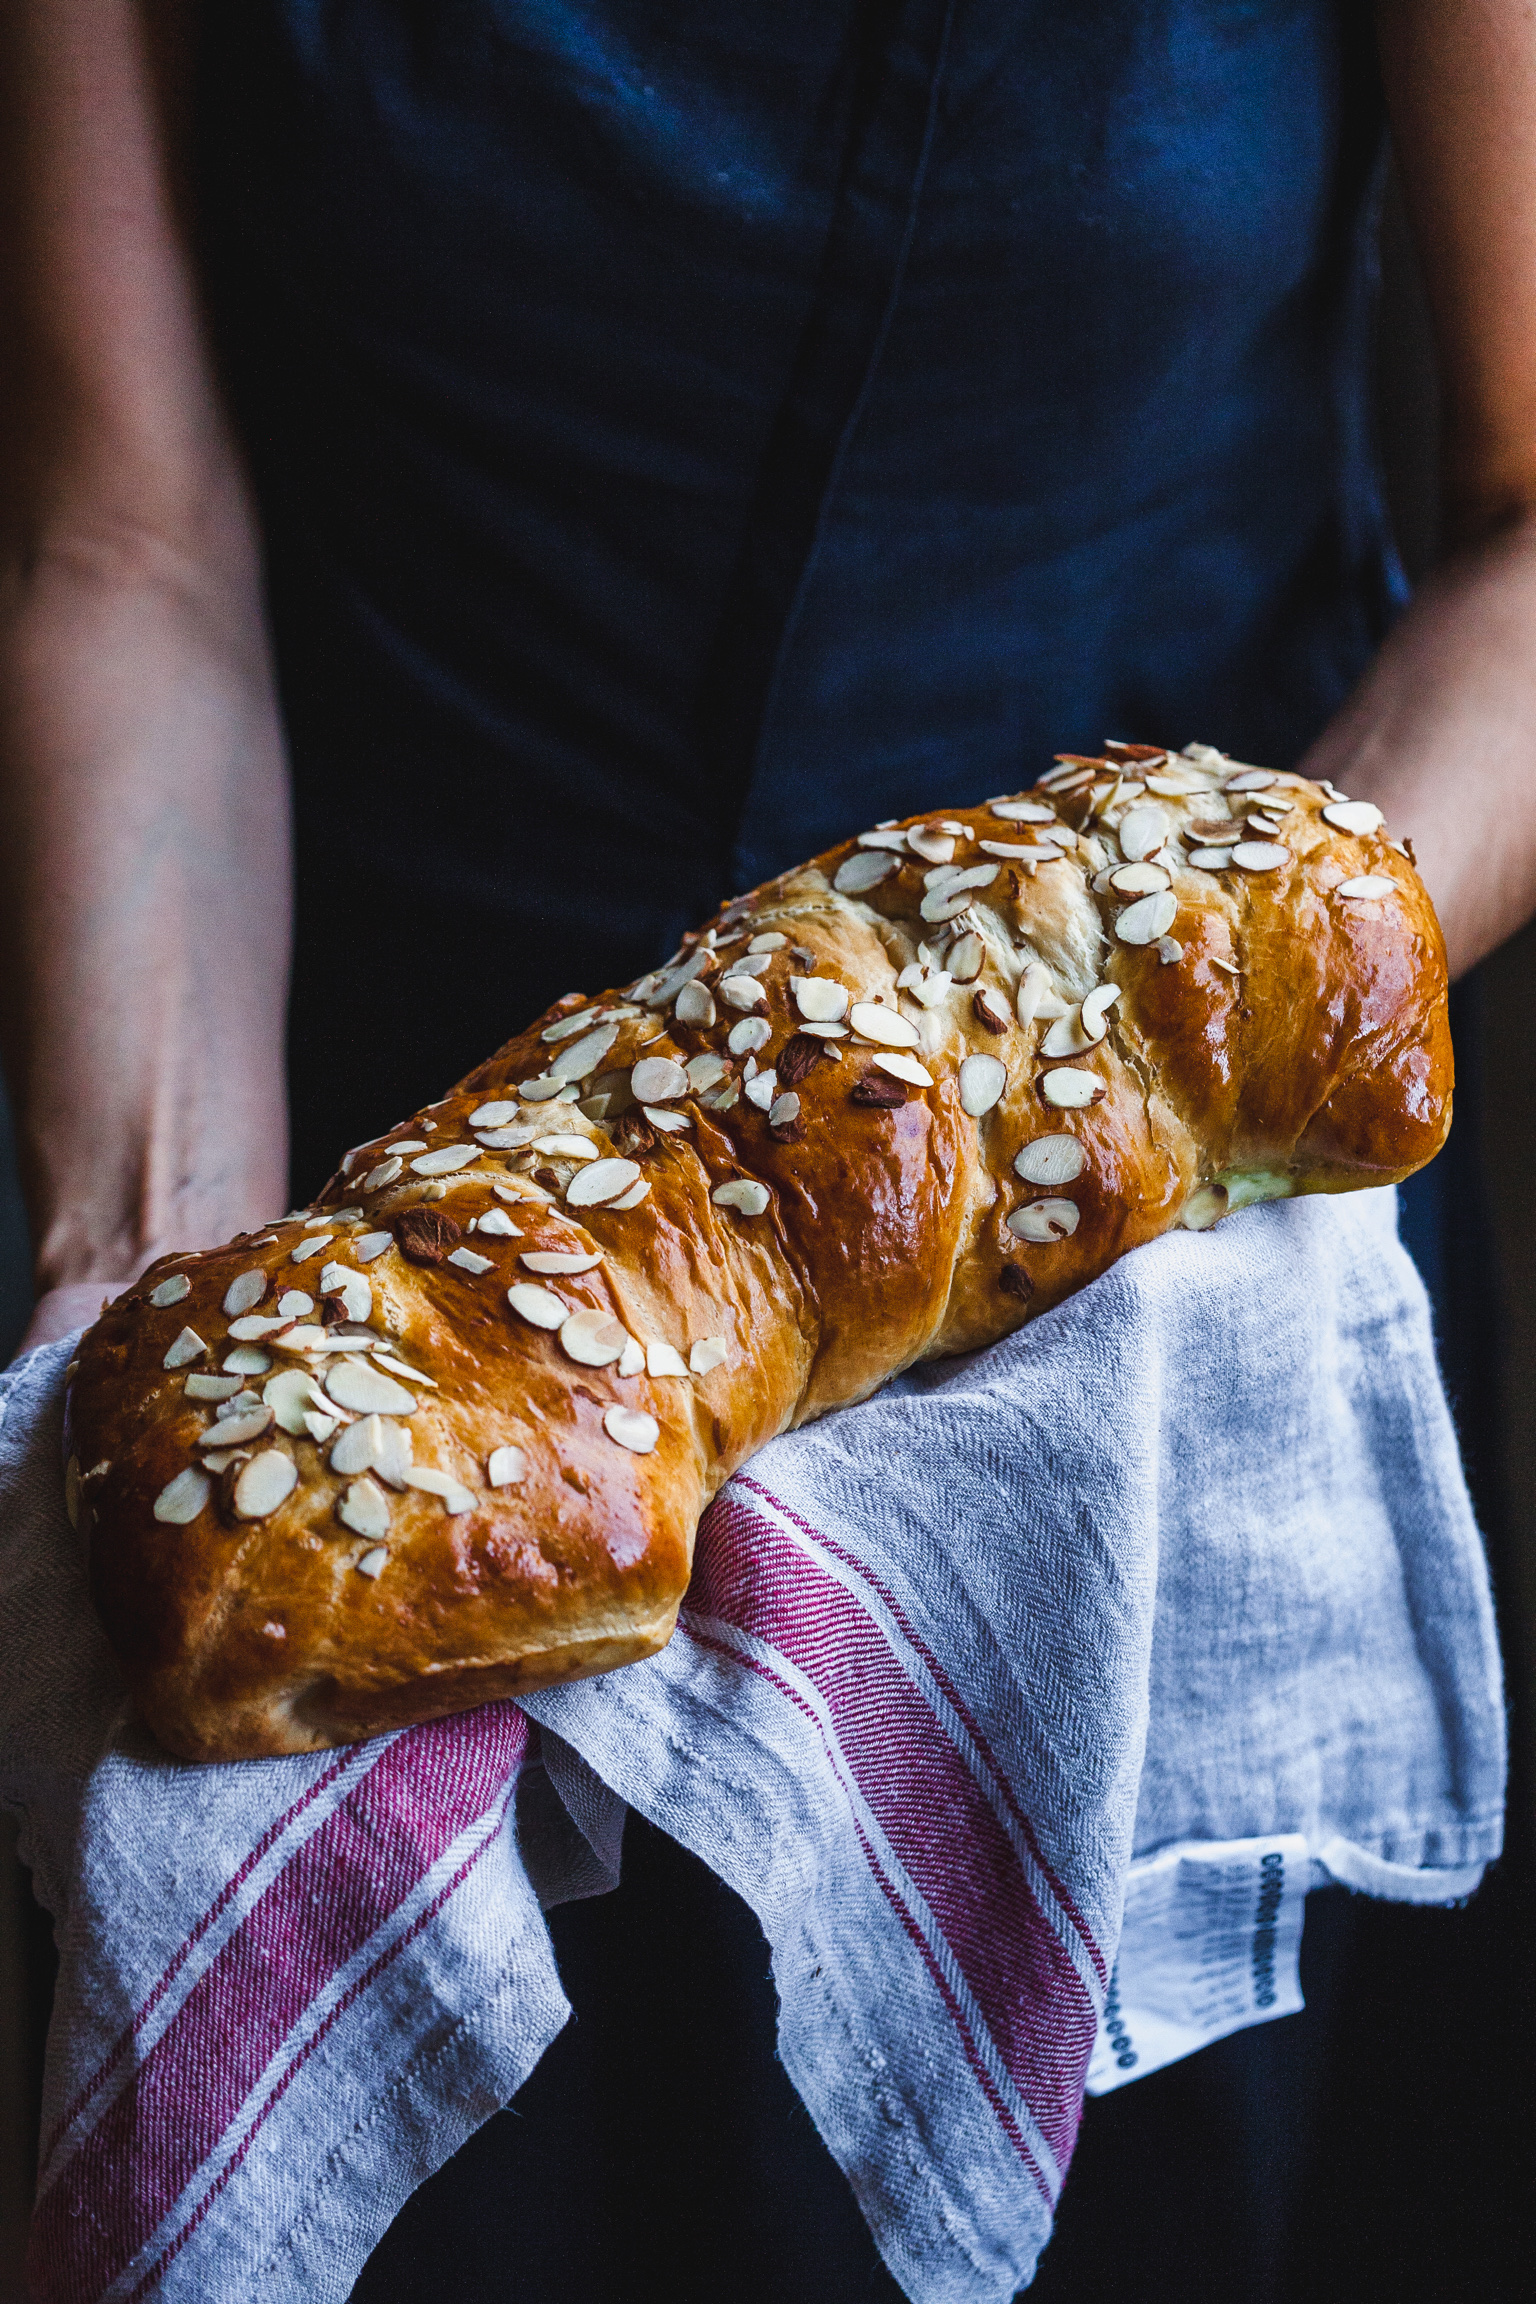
[{"xmin": 1, "ymin": 171, "xmax": 1533, "ymax": 2302}]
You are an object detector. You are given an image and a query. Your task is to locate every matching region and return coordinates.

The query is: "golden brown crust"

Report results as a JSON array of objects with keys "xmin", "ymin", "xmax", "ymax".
[{"xmin": 65, "ymin": 745, "xmax": 1452, "ymax": 1760}]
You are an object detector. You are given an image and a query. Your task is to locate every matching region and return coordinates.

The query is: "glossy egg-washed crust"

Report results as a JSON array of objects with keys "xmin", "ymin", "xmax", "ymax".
[{"xmin": 66, "ymin": 744, "xmax": 1451, "ymax": 1761}]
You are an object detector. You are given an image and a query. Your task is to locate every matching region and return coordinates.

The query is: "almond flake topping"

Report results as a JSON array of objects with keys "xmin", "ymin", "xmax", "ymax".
[
  {"xmin": 532, "ymin": 1135, "xmax": 598, "ymax": 1160},
  {"xmin": 1008, "ymin": 1198, "xmax": 1081, "ymax": 1242},
  {"xmin": 1040, "ymin": 1068, "xmax": 1103, "ymax": 1109},
  {"xmin": 1231, "ymin": 841, "xmax": 1289, "ymax": 872},
  {"xmin": 410, "ymin": 1145, "xmax": 479, "ymax": 1176},
  {"xmin": 604, "ymin": 1405, "xmax": 660, "ymax": 1454},
  {"xmin": 1110, "ymin": 862, "xmax": 1170, "ymax": 895},
  {"xmin": 1223, "ymin": 768, "xmax": 1276, "ymax": 792},
  {"xmin": 290, "ymin": 1233, "xmax": 335, "ymax": 1262},
  {"xmin": 541, "ymin": 1007, "xmax": 601, "ymax": 1043},
  {"xmin": 744, "ymin": 1071, "xmax": 777, "ymax": 1111},
  {"xmin": 849, "ymin": 1001, "xmax": 922, "ymax": 1049},
  {"xmin": 150, "ymin": 1273, "xmax": 191, "ymax": 1308},
  {"xmin": 642, "ymin": 1105, "xmax": 691, "ymax": 1131},
  {"xmin": 522, "ymin": 1249, "xmax": 602, "ymax": 1275},
  {"xmin": 476, "ymin": 1208, "xmax": 521, "ymax": 1238},
  {"xmin": 559, "ymin": 1309, "xmax": 628, "ymax": 1368},
  {"xmin": 610, "ymin": 1179, "xmax": 652, "ymax": 1209},
  {"xmin": 488, "ymin": 1446, "xmax": 527, "ymax": 1487},
  {"xmin": 1042, "ymin": 1009, "xmax": 1093, "ymax": 1059},
  {"xmin": 231, "ymin": 1450, "xmax": 298, "ymax": 1520},
  {"xmin": 1323, "ymin": 801, "xmax": 1385, "ymax": 836},
  {"xmin": 1157, "ymin": 937, "xmax": 1184, "ymax": 964},
  {"xmin": 712, "ymin": 1179, "xmax": 771, "ymax": 1216},
  {"xmin": 277, "ymin": 1291, "xmax": 314, "ymax": 1318},
  {"xmin": 974, "ymin": 986, "xmax": 1011, "ymax": 1031},
  {"xmin": 675, "ymin": 981, "xmax": 717, "ymax": 1027},
  {"xmin": 768, "ymin": 1092, "xmax": 800, "ymax": 1128},
  {"xmin": 513, "ymin": 1281, "xmax": 568, "ymax": 1336},
  {"xmin": 405, "ymin": 1466, "xmax": 477, "ymax": 1514},
  {"xmin": 686, "ymin": 1052, "xmax": 730, "ymax": 1093},
  {"xmin": 727, "ymin": 1016, "xmax": 772, "ymax": 1055},
  {"xmin": 363, "ymin": 1156, "xmax": 404, "ymax": 1191},
  {"xmin": 1336, "ymin": 874, "xmax": 1397, "ymax": 900},
  {"xmin": 223, "ymin": 1345, "xmax": 272, "ymax": 1375},
  {"xmin": 448, "ymin": 1246, "xmax": 494, "ymax": 1274},
  {"xmin": 792, "ymin": 976, "xmax": 848, "ymax": 1023},
  {"xmin": 470, "ymin": 1101, "xmax": 520, "ymax": 1127},
  {"xmin": 223, "ymin": 1271, "xmax": 268, "ymax": 1317},
  {"xmin": 1080, "ymin": 984, "xmax": 1121, "ymax": 1040},
  {"xmin": 228, "ymin": 1314, "xmax": 287, "ymax": 1341},
  {"xmin": 834, "ymin": 852, "xmax": 898, "ymax": 895},
  {"xmin": 325, "ymin": 1361, "xmax": 418, "ymax": 1417},
  {"xmin": 163, "ymin": 1327, "xmax": 207, "ymax": 1370},
  {"xmin": 946, "ymin": 932, "xmax": 985, "ymax": 982},
  {"xmin": 202, "ymin": 1406, "xmax": 275, "ymax": 1449},
  {"xmin": 186, "ymin": 1373, "xmax": 242, "ymax": 1401},
  {"xmin": 264, "ymin": 1368, "xmax": 332, "ymax": 1435},
  {"xmin": 331, "ymin": 1415, "xmax": 412, "ymax": 1486},
  {"xmin": 1015, "ymin": 1134, "xmax": 1086, "ymax": 1186},
  {"xmin": 1116, "ymin": 804, "xmax": 1172, "ymax": 861},
  {"xmin": 340, "ymin": 1478, "xmax": 392, "ymax": 1541},
  {"xmin": 1189, "ymin": 847, "xmax": 1234, "ymax": 869},
  {"xmin": 546, "ymin": 1023, "xmax": 621, "ymax": 1082},
  {"xmin": 355, "ymin": 1544, "xmax": 390, "ymax": 1578},
  {"xmin": 646, "ymin": 1339, "xmax": 691, "ymax": 1376},
  {"xmin": 907, "ymin": 824, "xmax": 956, "ymax": 864},
  {"xmin": 567, "ymin": 1156, "xmax": 645, "ymax": 1209},
  {"xmin": 153, "ymin": 1468, "xmax": 210, "ymax": 1525},
  {"xmin": 632, "ymin": 1056, "xmax": 689, "ymax": 1103},
  {"xmin": 749, "ymin": 931, "xmax": 788, "ymax": 951},
  {"xmin": 959, "ymin": 1054, "xmax": 1007, "ymax": 1115},
  {"xmin": 857, "ymin": 828, "xmax": 909, "ymax": 852},
  {"xmin": 1115, "ymin": 891, "xmax": 1178, "ymax": 945},
  {"xmin": 721, "ymin": 975, "xmax": 771, "ymax": 1013},
  {"xmin": 874, "ymin": 1051, "xmax": 933, "ymax": 1089},
  {"xmin": 690, "ymin": 1337, "xmax": 728, "ymax": 1374},
  {"xmin": 991, "ymin": 800, "xmax": 1057, "ymax": 822}
]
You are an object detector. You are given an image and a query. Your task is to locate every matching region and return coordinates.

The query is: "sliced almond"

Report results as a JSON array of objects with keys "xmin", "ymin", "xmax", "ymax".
[
  {"xmin": 744, "ymin": 1072, "xmax": 777, "ymax": 1111},
  {"xmin": 1322, "ymin": 799, "xmax": 1384, "ymax": 837},
  {"xmin": 686, "ymin": 1052, "xmax": 730, "ymax": 1093},
  {"xmin": 1040, "ymin": 1067, "xmax": 1104, "ymax": 1109},
  {"xmin": 1014, "ymin": 1134, "xmax": 1086, "ymax": 1186},
  {"xmin": 711, "ymin": 1179, "xmax": 771, "ymax": 1216},
  {"xmin": 149, "ymin": 1273, "xmax": 192, "ymax": 1308},
  {"xmin": 201, "ymin": 1405, "xmax": 275, "ymax": 1449},
  {"xmin": 363, "ymin": 1157, "xmax": 405, "ymax": 1191},
  {"xmin": 642, "ymin": 1105, "xmax": 691, "ymax": 1131},
  {"xmin": 162, "ymin": 1326, "xmax": 207, "ymax": 1370},
  {"xmin": 405, "ymin": 1466, "xmax": 476, "ymax": 1514},
  {"xmin": 946, "ymin": 932, "xmax": 985, "ymax": 982},
  {"xmin": 264, "ymin": 1367, "xmax": 331, "ymax": 1435},
  {"xmin": 507, "ymin": 1281, "xmax": 567, "ymax": 1329},
  {"xmin": 1188, "ymin": 846, "xmax": 1234, "ymax": 870},
  {"xmin": 1336, "ymin": 874, "xmax": 1397, "ymax": 900},
  {"xmin": 610, "ymin": 1179, "xmax": 652, "ymax": 1210},
  {"xmin": 748, "ymin": 931, "xmax": 788, "ymax": 951},
  {"xmin": 353, "ymin": 1230, "xmax": 393, "ymax": 1262},
  {"xmin": 849, "ymin": 1001, "xmax": 922, "ymax": 1049},
  {"xmin": 1041, "ymin": 1009, "xmax": 1092, "ymax": 1059},
  {"xmin": 339, "ymin": 1477, "xmax": 391, "ymax": 1540},
  {"xmin": 223, "ymin": 1344, "xmax": 273, "ymax": 1375},
  {"xmin": 1179, "ymin": 1183, "xmax": 1228, "ymax": 1231},
  {"xmin": 959, "ymin": 1054, "xmax": 1007, "ymax": 1116},
  {"xmin": 1080, "ymin": 984, "xmax": 1121, "ymax": 1041},
  {"xmin": 355, "ymin": 1544, "xmax": 390, "ymax": 1578},
  {"xmin": 856, "ymin": 829, "xmax": 909, "ymax": 852},
  {"xmin": 1008, "ymin": 1197, "xmax": 1080, "ymax": 1242},
  {"xmin": 974, "ymin": 986, "xmax": 1011, "ymax": 1031},
  {"xmin": 920, "ymin": 863, "xmax": 999, "ymax": 920},
  {"xmin": 186, "ymin": 1372, "xmax": 242, "ymax": 1402},
  {"xmin": 1114, "ymin": 804, "xmax": 1172, "ymax": 862},
  {"xmin": 1156, "ymin": 937, "xmax": 1184, "ymax": 964},
  {"xmin": 1109, "ymin": 861, "xmax": 1170, "ymax": 895},
  {"xmin": 324, "ymin": 1360, "xmax": 418, "ymax": 1416},
  {"xmin": 674, "ymin": 981, "xmax": 717, "ymax": 1027},
  {"xmin": 488, "ymin": 1445, "xmax": 527, "ymax": 1487},
  {"xmin": 410, "ymin": 1145, "xmax": 478, "ymax": 1177},
  {"xmin": 1115, "ymin": 891, "xmax": 1178, "ymax": 945},
  {"xmin": 277, "ymin": 1291, "xmax": 314, "ymax": 1318},
  {"xmin": 719, "ymin": 975, "xmax": 769, "ymax": 1011},
  {"xmin": 727, "ymin": 1016, "xmax": 772, "ymax": 1055},
  {"xmin": 331, "ymin": 1415, "xmax": 412, "ymax": 1486},
  {"xmin": 447, "ymin": 1246, "xmax": 493, "ymax": 1275},
  {"xmin": 767, "ymin": 1091, "xmax": 801, "ymax": 1128},
  {"xmin": 690, "ymin": 1337, "xmax": 728, "ymax": 1375},
  {"xmin": 541, "ymin": 1007, "xmax": 600, "ymax": 1043},
  {"xmin": 874, "ymin": 1051, "xmax": 933, "ymax": 1088},
  {"xmin": 153, "ymin": 1467, "xmax": 210, "ymax": 1524},
  {"xmin": 907, "ymin": 824, "xmax": 956, "ymax": 863},
  {"xmin": 990, "ymin": 800, "xmax": 1057, "ymax": 822},
  {"xmin": 646, "ymin": 1339, "xmax": 691, "ymax": 1376},
  {"xmin": 617, "ymin": 1335, "xmax": 646, "ymax": 1376},
  {"xmin": 1223, "ymin": 768, "xmax": 1275, "ymax": 792},
  {"xmin": 566, "ymin": 1158, "xmax": 643, "ymax": 1207},
  {"xmin": 833, "ymin": 852, "xmax": 898, "ymax": 894},
  {"xmin": 604, "ymin": 1405, "xmax": 659, "ymax": 1454},
  {"xmin": 632, "ymin": 1056, "xmax": 689, "ymax": 1103},
  {"xmin": 290, "ymin": 1233, "xmax": 335, "ymax": 1263},
  {"xmin": 792, "ymin": 976, "xmax": 848, "ymax": 1022},
  {"xmin": 547, "ymin": 1022, "xmax": 621, "ymax": 1082},
  {"xmin": 231, "ymin": 1450, "xmax": 298, "ymax": 1520},
  {"xmin": 560, "ymin": 1309, "xmax": 628, "ymax": 1367},
  {"xmin": 1231, "ymin": 841, "xmax": 1290, "ymax": 873},
  {"xmin": 532, "ymin": 1134, "xmax": 598, "ymax": 1161},
  {"xmin": 522, "ymin": 1249, "xmax": 602, "ymax": 1275},
  {"xmin": 469, "ymin": 1100, "xmax": 519, "ymax": 1128}
]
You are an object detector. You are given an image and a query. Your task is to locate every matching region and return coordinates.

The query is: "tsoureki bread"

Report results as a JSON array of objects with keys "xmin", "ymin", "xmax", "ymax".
[{"xmin": 65, "ymin": 741, "xmax": 1452, "ymax": 1762}]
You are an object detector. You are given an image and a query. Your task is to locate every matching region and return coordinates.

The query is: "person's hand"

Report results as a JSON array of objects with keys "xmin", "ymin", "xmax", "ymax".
[{"xmin": 14, "ymin": 1280, "xmax": 124, "ymax": 1360}]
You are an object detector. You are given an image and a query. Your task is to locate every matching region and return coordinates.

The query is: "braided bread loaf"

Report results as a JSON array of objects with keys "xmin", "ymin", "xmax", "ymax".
[{"xmin": 65, "ymin": 741, "xmax": 1451, "ymax": 1761}]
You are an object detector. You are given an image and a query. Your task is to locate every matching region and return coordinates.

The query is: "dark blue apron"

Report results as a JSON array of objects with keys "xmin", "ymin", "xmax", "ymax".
[{"xmin": 193, "ymin": 8, "xmax": 1425, "ymax": 2294}]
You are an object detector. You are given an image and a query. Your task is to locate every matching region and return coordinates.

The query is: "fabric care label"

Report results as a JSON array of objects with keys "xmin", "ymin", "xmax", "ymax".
[{"xmin": 1085, "ymin": 1834, "xmax": 1309, "ymax": 2094}]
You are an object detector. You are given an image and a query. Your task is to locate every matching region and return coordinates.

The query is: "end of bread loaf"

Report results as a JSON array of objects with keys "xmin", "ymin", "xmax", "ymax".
[{"xmin": 66, "ymin": 739, "xmax": 1450, "ymax": 1759}]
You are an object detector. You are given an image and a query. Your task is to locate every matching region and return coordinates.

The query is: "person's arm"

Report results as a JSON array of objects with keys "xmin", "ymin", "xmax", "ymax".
[
  {"xmin": 0, "ymin": 0, "xmax": 291, "ymax": 1353},
  {"xmin": 1302, "ymin": 0, "xmax": 1536, "ymax": 976}
]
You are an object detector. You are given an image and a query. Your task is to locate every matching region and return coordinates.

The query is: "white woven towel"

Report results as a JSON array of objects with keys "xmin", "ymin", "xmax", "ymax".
[{"xmin": 0, "ymin": 1189, "xmax": 1504, "ymax": 2303}]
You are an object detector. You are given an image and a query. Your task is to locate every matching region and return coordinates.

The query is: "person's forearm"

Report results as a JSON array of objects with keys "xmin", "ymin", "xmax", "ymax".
[
  {"xmin": 1298, "ymin": 510, "xmax": 1536, "ymax": 978},
  {"xmin": 0, "ymin": 513, "xmax": 292, "ymax": 1331}
]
